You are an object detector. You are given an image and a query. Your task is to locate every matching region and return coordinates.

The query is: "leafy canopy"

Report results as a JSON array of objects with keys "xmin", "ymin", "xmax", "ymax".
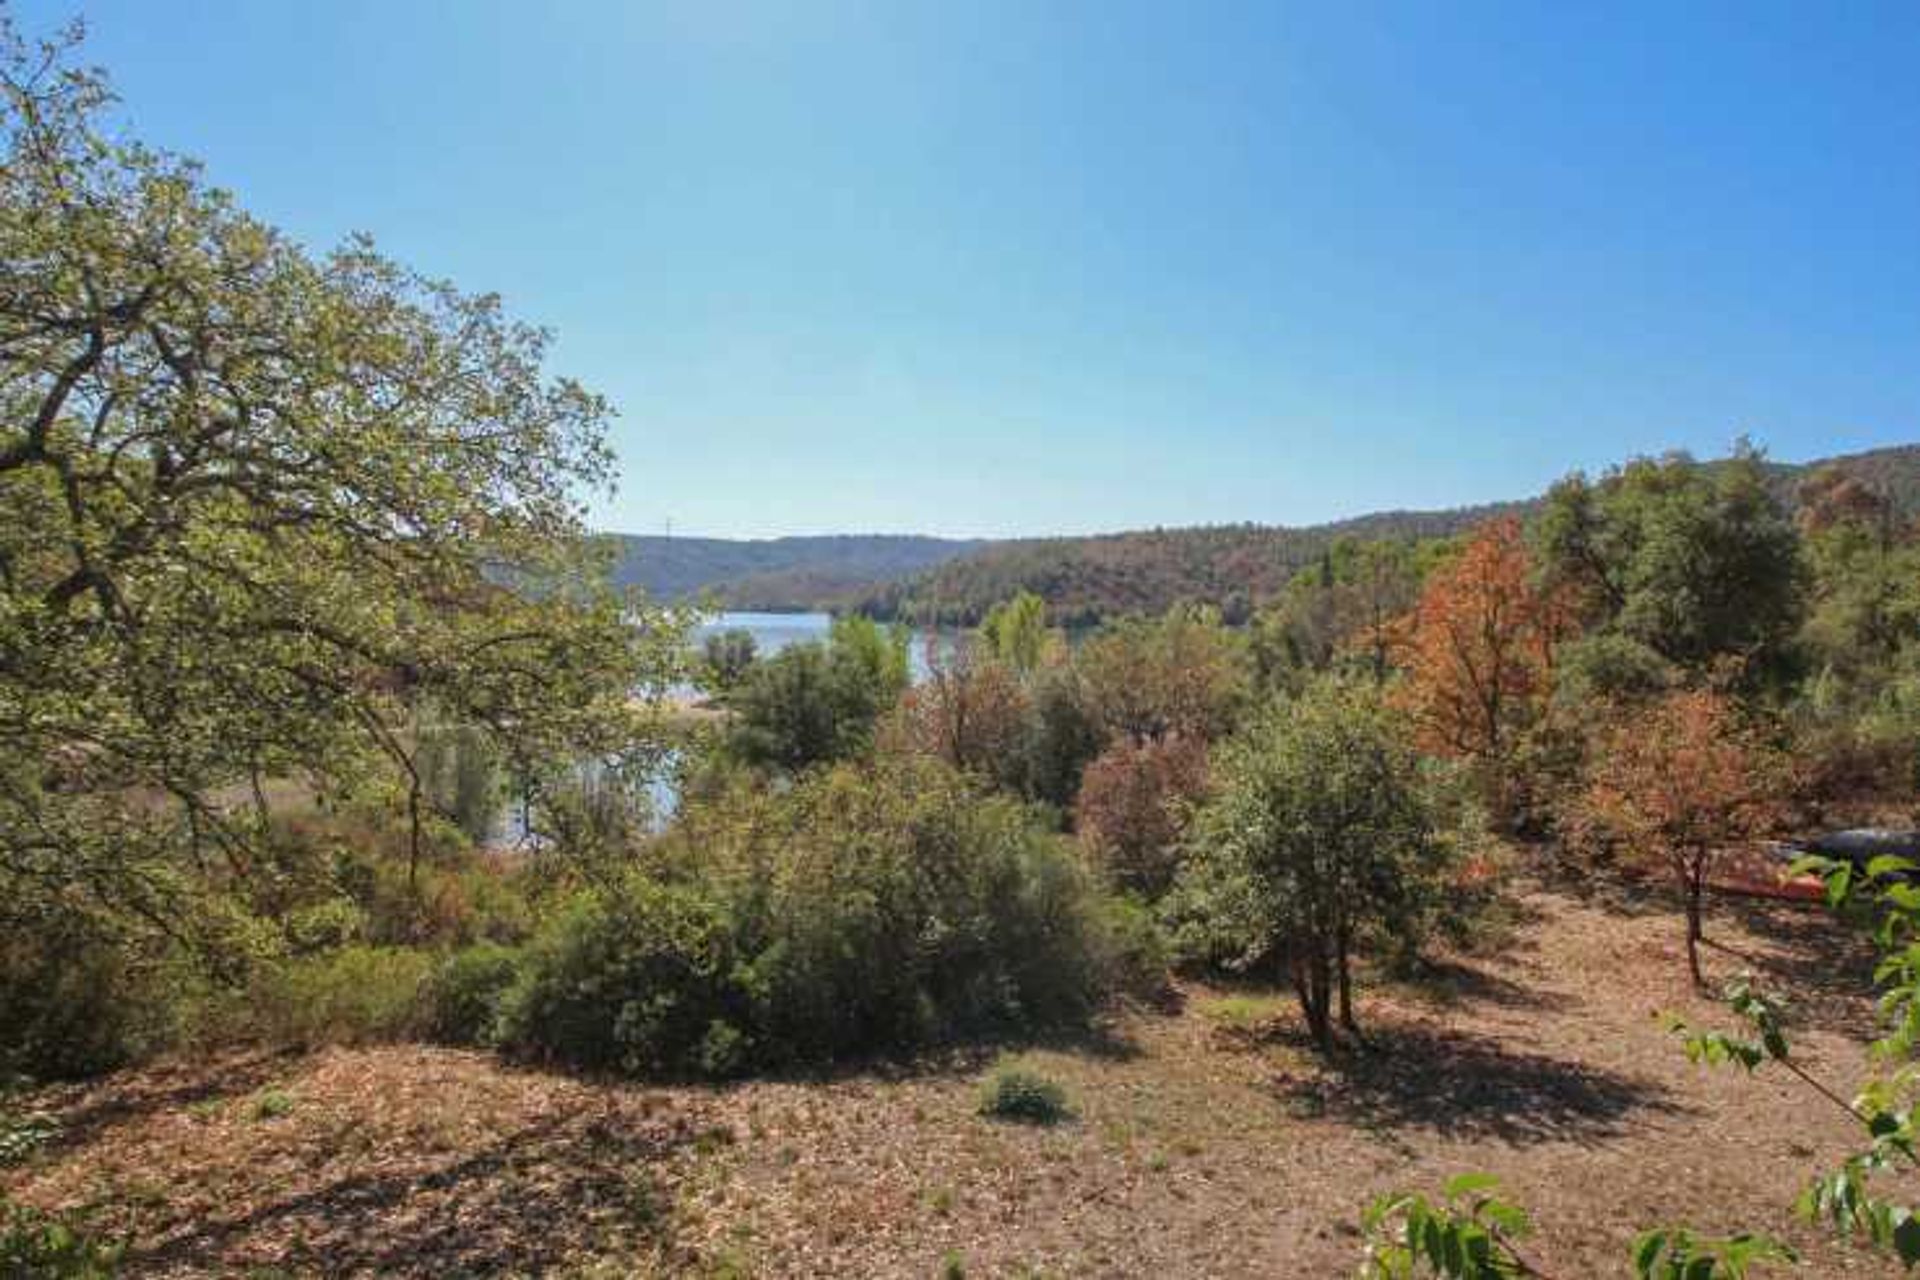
[{"xmin": 0, "ymin": 16, "xmax": 683, "ymax": 965}]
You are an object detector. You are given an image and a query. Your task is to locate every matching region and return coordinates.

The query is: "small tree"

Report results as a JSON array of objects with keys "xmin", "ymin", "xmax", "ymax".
[
  {"xmin": 727, "ymin": 618, "xmax": 910, "ymax": 773},
  {"xmin": 1393, "ymin": 518, "xmax": 1574, "ymax": 768},
  {"xmin": 1079, "ymin": 605, "xmax": 1246, "ymax": 744},
  {"xmin": 1075, "ymin": 734, "xmax": 1208, "ymax": 898},
  {"xmin": 980, "ymin": 590, "xmax": 1053, "ymax": 675},
  {"xmin": 1175, "ymin": 677, "xmax": 1458, "ymax": 1050},
  {"xmin": 701, "ymin": 628, "xmax": 759, "ymax": 694},
  {"xmin": 882, "ymin": 640, "xmax": 1031, "ymax": 791},
  {"xmin": 1573, "ymin": 688, "xmax": 1789, "ymax": 986}
]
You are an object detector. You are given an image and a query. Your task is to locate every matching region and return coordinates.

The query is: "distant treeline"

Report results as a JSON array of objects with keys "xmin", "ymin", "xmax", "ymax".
[{"xmin": 852, "ymin": 445, "xmax": 1920, "ymax": 627}]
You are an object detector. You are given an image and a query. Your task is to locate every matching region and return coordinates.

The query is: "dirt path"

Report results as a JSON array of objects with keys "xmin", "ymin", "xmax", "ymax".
[{"xmin": 5, "ymin": 883, "xmax": 1901, "ymax": 1277}]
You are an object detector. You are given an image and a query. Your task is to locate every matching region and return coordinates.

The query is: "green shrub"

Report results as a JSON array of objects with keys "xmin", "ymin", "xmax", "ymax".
[
  {"xmin": 424, "ymin": 943, "xmax": 523, "ymax": 1046},
  {"xmin": 1088, "ymin": 895, "xmax": 1171, "ymax": 1002},
  {"xmin": 249, "ymin": 1087, "xmax": 296, "ymax": 1121},
  {"xmin": 0, "ymin": 910, "xmax": 181, "ymax": 1081},
  {"xmin": 496, "ymin": 879, "xmax": 751, "ymax": 1077},
  {"xmin": 976, "ymin": 1061, "xmax": 1071, "ymax": 1125},
  {"xmin": 243, "ymin": 946, "xmax": 434, "ymax": 1048},
  {"xmin": 731, "ymin": 759, "xmax": 1108, "ymax": 1064},
  {"xmin": 501, "ymin": 758, "xmax": 1147, "ymax": 1077}
]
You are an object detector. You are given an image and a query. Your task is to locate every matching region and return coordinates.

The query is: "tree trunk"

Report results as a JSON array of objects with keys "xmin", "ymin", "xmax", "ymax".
[
  {"xmin": 1684, "ymin": 865, "xmax": 1706, "ymax": 988},
  {"xmin": 1337, "ymin": 917, "xmax": 1360, "ymax": 1040}
]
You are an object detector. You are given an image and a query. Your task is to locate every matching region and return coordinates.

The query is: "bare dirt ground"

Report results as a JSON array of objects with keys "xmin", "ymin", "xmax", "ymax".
[{"xmin": 5, "ymin": 880, "xmax": 1903, "ymax": 1278}]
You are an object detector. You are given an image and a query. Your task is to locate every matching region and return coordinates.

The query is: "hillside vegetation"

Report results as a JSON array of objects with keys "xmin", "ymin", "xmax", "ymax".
[
  {"xmin": 855, "ymin": 445, "xmax": 1920, "ymax": 625},
  {"xmin": 602, "ymin": 533, "xmax": 981, "ymax": 606}
]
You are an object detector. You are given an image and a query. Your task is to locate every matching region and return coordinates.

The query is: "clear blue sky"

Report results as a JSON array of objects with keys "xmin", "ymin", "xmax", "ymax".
[{"xmin": 23, "ymin": 0, "xmax": 1920, "ymax": 538}]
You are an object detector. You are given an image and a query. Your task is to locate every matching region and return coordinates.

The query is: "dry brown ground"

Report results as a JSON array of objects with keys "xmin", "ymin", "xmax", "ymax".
[{"xmin": 5, "ymin": 881, "xmax": 1905, "ymax": 1278}]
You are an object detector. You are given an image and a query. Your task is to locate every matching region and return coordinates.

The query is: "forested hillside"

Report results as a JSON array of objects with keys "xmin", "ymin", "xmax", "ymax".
[
  {"xmin": 857, "ymin": 444, "xmax": 1920, "ymax": 625},
  {"xmin": 601, "ymin": 533, "xmax": 982, "ymax": 605}
]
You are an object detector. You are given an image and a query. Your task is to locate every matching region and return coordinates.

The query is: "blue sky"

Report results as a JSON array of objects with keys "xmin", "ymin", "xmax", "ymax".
[{"xmin": 23, "ymin": 1, "xmax": 1920, "ymax": 538}]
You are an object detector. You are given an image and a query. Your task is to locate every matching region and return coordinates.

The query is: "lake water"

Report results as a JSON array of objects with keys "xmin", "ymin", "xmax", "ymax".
[
  {"xmin": 693, "ymin": 610, "xmax": 945, "ymax": 682},
  {"xmin": 493, "ymin": 612, "xmax": 944, "ymax": 846}
]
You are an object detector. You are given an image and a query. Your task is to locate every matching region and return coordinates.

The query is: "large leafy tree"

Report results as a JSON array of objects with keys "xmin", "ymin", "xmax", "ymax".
[
  {"xmin": 726, "ymin": 616, "xmax": 909, "ymax": 772},
  {"xmin": 1535, "ymin": 445, "xmax": 1805, "ymax": 686},
  {"xmin": 0, "ymin": 18, "xmax": 682, "ymax": 964}
]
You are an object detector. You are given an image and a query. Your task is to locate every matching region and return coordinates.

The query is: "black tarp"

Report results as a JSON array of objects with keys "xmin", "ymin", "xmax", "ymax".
[{"xmin": 1795, "ymin": 828, "xmax": 1920, "ymax": 866}]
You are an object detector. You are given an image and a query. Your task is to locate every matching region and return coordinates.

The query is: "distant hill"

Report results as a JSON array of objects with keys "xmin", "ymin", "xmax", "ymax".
[
  {"xmin": 854, "ymin": 444, "xmax": 1920, "ymax": 626},
  {"xmin": 597, "ymin": 444, "xmax": 1920, "ymax": 623},
  {"xmin": 601, "ymin": 534, "xmax": 985, "ymax": 608},
  {"xmin": 851, "ymin": 506, "xmax": 1527, "ymax": 627}
]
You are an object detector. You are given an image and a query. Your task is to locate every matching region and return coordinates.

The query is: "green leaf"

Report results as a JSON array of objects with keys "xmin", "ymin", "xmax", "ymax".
[{"xmin": 1443, "ymin": 1172, "xmax": 1501, "ymax": 1200}]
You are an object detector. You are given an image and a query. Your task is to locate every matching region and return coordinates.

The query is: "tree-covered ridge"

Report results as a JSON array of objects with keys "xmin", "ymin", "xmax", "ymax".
[
  {"xmin": 600, "ymin": 532, "xmax": 982, "ymax": 605},
  {"xmin": 855, "ymin": 444, "xmax": 1920, "ymax": 626}
]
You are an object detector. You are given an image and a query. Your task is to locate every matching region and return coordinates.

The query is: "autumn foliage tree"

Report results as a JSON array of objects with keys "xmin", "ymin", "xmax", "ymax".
[
  {"xmin": 1074, "ymin": 735, "xmax": 1208, "ymax": 897},
  {"xmin": 1574, "ymin": 688, "xmax": 1789, "ymax": 986},
  {"xmin": 881, "ymin": 639, "xmax": 1032, "ymax": 793},
  {"xmin": 1392, "ymin": 519, "xmax": 1573, "ymax": 820}
]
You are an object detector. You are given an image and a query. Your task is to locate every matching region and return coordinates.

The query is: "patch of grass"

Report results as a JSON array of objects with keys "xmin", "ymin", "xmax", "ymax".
[
  {"xmin": 1195, "ymin": 993, "xmax": 1289, "ymax": 1031},
  {"xmin": 692, "ymin": 1124, "xmax": 735, "ymax": 1157},
  {"xmin": 940, "ymin": 1249, "xmax": 967, "ymax": 1279},
  {"xmin": 924, "ymin": 1184, "xmax": 955, "ymax": 1216},
  {"xmin": 624, "ymin": 1172, "xmax": 670, "ymax": 1235},
  {"xmin": 976, "ymin": 1060, "xmax": 1072, "ymax": 1126},
  {"xmin": 249, "ymin": 1087, "xmax": 296, "ymax": 1122}
]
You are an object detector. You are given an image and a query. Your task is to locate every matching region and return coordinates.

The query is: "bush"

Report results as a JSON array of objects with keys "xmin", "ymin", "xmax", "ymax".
[
  {"xmin": 1087, "ymin": 894, "xmax": 1171, "ymax": 1002},
  {"xmin": 497, "ymin": 879, "xmax": 750, "ymax": 1077},
  {"xmin": 976, "ymin": 1060, "xmax": 1071, "ymax": 1124},
  {"xmin": 424, "ymin": 943, "xmax": 523, "ymax": 1045},
  {"xmin": 241, "ymin": 946, "xmax": 435, "ymax": 1048},
  {"xmin": 0, "ymin": 910, "xmax": 181, "ymax": 1081},
  {"xmin": 1075, "ymin": 735, "xmax": 1209, "ymax": 897},
  {"xmin": 501, "ymin": 758, "xmax": 1143, "ymax": 1076}
]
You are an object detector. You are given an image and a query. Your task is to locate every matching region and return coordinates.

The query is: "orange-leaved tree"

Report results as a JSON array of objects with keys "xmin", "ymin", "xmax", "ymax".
[
  {"xmin": 1391, "ymin": 518, "xmax": 1575, "ymax": 808},
  {"xmin": 1575, "ymin": 688, "xmax": 1790, "ymax": 986}
]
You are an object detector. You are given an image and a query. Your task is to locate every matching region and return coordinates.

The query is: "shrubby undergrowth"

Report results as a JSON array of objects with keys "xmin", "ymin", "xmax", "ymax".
[{"xmin": 498, "ymin": 758, "xmax": 1148, "ymax": 1077}]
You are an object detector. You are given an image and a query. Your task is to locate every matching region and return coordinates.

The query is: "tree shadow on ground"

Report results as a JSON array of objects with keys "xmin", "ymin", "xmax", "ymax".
[
  {"xmin": 32, "ymin": 1050, "xmax": 292, "ymax": 1154},
  {"xmin": 1705, "ymin": 896, "xmax": 1879, "ymax": 1038},
  {"xmin": 133, "ymin": 1104, "xmax": 705, "ymax": 1277},
  {"xmin": 1388, "ymin": 957, "xmax": 1579, "ymax": 1016},
  {"xmin": 1529, "ymin": 864, "xmax": 1677, "ymax": 921},
  {"xmin": 1269, "ymin": 1022, "xmax": 1689, "ymax": 1147}
]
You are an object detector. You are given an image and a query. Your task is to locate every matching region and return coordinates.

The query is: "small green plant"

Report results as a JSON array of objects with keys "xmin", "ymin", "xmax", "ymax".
[
  {"xmin": 976, "ymin": 1062, "xmax": 1071, "ymax": 1125},
  {"xmin": 0, "ymin": 1092, "xmax": 58, "ymax": 1166},
  {"xmin": 1630, "ymin": 1228, "xmax": 1798, "ymax": 1279},
  {"xmin": 625, "ymin": 1172, "xmax": 670, "ymax": 1235},
  {"xmin": 940, "ymin": 1249, "xmax": 967, "ymax": 1279},
  {"xmin": 0, "ymin": 1190, "xmax": 125, "ymax": 1277},
  {"xmin": 1360, "ymin": 1173, "xmax": 1534, "ymax": 1278},
  {"xmin": 250, "ymin": 1088, "xmax": 296, "ymax": 1121}
]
